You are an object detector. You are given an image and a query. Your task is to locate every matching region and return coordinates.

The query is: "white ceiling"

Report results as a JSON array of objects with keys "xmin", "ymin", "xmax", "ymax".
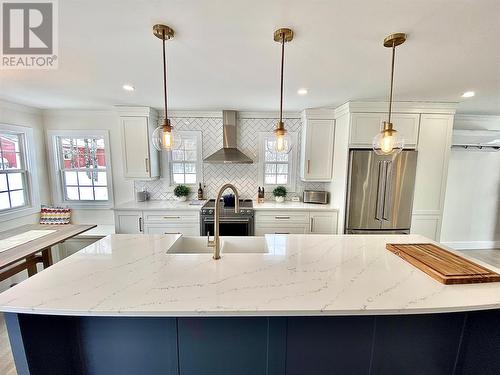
[{"xmin": 1, "ymin": 0, "xmax": 499, "ymax": 114}]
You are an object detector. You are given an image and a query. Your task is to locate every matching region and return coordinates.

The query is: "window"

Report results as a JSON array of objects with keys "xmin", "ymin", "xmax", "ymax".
[
  {"xmin": 47, "ymin": 130, "xmax": 113, "ymax": 208},
  {"xmin": 169, "ymin": 131, "xmax": 202, "ymax": 185},
  {"xmin": 258, "ymin": 132, "xmax": 298, "ymax": 191},
  {"xmin": 0, "ymin": 133, "xmax": 27, "ymax": 210},
  {"xmin": 0, "ymin": 124, "xmax": 39, "ymax": 220}
]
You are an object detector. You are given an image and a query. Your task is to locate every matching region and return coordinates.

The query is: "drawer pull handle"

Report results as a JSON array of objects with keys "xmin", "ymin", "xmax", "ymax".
[
  {"xmin": 275, "ymin": 232, "xmax": 289, "ymax": 234},
  {"xmin": 145, "ymin": 158, "xmax": 149, "ymax": 173},
  {"xmin": 164, "ymin": 232, "xmax": 181, "ymax": 234},
  {"xmin": 163, "ymin": 216, "xmax": 181, "ymax": 219},
  {"xmin": 275, "ymin": 216, "xmax": 290, "ymax": 219}
]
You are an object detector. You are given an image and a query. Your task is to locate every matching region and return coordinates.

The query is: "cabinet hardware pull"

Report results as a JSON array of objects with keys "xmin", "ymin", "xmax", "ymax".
[
  {"xmin": 275, "ymin": 232, "xmax": 290, "ymax": 234},
  {"xmin": 145, "ymin": 158, "xmax": 149, "ymax": 173},
  {"xmin": 139, "ymin": 217, "xmax": 143, "ymax": 232},
  {"xmin": 162, "ymin": 216, "xmax": 181, "ymax": 219},
  {"xmin": 307, "ymin": 160, "xmax": 311, "ymax": 173},
  {"xmin": 164, "ymin": 232, "xmax": 181, "ymax": 234},
  {"xmin": 275, "ymin": 216, "xmax": 290, "ymax": 219},
  {"xmin": 310, "ymin": 217, "xmax": 314, "ymax": 232}
]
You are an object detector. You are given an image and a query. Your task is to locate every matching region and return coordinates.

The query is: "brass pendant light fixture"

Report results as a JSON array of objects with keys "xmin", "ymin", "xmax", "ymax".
[
  {"xmin": 372, "ymin": 33, "xmax": 407, "ymax": 155},
  {"xmin": 152, "ymin": 24, "xmax": 180, "ymax": 151},
  {"xmin": 271, "ymin": 28, "xmax": 294, "ymax": 154}
]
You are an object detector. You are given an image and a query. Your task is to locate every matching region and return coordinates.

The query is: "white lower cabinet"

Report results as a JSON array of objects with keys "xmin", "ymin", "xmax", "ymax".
[
  {"xmin": 144, "ymin": 224, "xmax": 199, "ymax": 236},
  {"xmin": 255, "ymin": 210, "xmax": 338, "ymax": 235},
  {"xmin": 309, "ymin": 212, "xmax": 338, "ymax": 234},
  {"xmin": 114, "ymin": 211, "xmax": 143, "ymax": 234},
  {"xmin": 115, "ymin": 210, "xmax": 200, "ymax": 235},
  {"xmin": 410, "ymin": 215, "xmax": 441, "ymax": 241}
]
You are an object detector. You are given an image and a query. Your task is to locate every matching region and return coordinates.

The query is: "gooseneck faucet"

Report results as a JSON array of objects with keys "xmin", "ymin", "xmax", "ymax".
[{"xmin": 207, "ymin": 183, "xmax": 239, "ymax": 260}]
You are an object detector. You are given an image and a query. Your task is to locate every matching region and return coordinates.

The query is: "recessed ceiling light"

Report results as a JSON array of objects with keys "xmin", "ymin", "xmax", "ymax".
[
  {"xmin": 122, "ymin": 84, "xmax": 135, "ymax": 92},
  {"xmin": 297, "ymin": 88, "xmax": 308, "ymax": 95},
  {"xmin": 461, "ymin": 91, "xmax": 475, "ymax": 98}
]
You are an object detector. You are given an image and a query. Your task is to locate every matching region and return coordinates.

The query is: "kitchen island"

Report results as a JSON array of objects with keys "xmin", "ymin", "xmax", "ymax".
[{"xmin": 1, "ymin": 234, "xmax": 499, "ymax": 374}]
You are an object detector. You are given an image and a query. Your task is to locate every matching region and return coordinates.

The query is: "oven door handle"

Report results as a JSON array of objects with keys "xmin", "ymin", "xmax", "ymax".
[{"xmin": 202, "ymin": 218, "xmax": 251, "ymax": 223}]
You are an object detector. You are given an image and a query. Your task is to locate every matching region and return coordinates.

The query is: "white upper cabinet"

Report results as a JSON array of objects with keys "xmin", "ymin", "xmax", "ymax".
[
  {"xmin": 117, "ymin": 107, "xmax": 159, "ymax": 179},
  {"xmin": 349, "ymin": 113, "xmax": 420, "ymax": 148},
  {"xmin": 300, "ymin": 110, "xmax": 335, "ymax": 181}
]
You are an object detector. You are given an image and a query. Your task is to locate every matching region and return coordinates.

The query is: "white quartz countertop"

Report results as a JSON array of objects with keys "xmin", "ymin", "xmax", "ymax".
[
  {"xmin": 114, "ymin": 200, "xmax": 206, "ymax": 211},
  {"xmin": 253, "ymin": 201, "xmax": 337, "ymax": 211},
  {"xmin": 114, "ymin": 199, "xmax": 337, "ymax": 211},
  {"xmin": 1, "ymin": 234, "xmax": 499, "ymax": 317}
]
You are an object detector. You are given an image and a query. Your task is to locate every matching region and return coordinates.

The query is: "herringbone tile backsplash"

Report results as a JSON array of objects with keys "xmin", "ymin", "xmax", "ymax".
[{"xmin": 134, "ymin": 116, "xmax": 328, "ymax": 200}]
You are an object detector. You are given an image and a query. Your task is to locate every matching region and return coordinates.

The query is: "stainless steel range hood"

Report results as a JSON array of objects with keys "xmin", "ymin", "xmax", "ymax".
[{"xmin": 203, "ymin": 110, "xmax": 253, "ymax": 164}]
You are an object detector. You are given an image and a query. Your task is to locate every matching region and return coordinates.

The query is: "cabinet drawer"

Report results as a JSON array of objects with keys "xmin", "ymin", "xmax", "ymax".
[
  {"xmin": 255, "ymin": 211, "xmax": 310, "ymax": 224},
  {"xmin": 143, "ymin": 210, "xmax": 199, "ymax": 223},
  {"xmin": 255, "ymin": 224, "xmax": 309, "ymax": 236},
  {"xmin": 144, "ymin": 224, "xmax": 200, "ymax": 236}
]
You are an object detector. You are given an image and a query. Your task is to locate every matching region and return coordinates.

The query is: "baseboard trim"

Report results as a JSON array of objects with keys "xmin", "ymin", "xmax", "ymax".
[{"xmin": 442, "ymin": 241, "xmax": 500, "ymax": 250}]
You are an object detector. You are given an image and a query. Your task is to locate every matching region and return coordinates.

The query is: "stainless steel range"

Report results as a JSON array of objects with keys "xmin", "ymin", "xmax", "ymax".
[{"xmin": 200, "ymin": 199, "xmax": 254, "ymax": 236}]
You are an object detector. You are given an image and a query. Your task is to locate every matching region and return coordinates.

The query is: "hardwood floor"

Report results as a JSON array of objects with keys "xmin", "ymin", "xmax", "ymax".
[
  {"xmin": 0, "ymin": 248, "xmax": 498, "ymax": 375},
  {"xmin": 0, "ymin": 313, "xmax": 16, "ymax": 375}
]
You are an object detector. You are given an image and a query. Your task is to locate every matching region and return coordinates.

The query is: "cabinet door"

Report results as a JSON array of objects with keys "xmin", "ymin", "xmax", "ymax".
[
  {"xmin": 255, "ymin": 224, "xmax": 309, "ymax": 236},
  {"xmin": 121, "ymin": 117, "xmax": 153, "ymax": 179},
  {"xmin": 144, "ymin": 224, "xmax": 199, "ymax": 236},
  {"xmin": 410, "ymin": 215, "xmax": 441, "ymax": 240},
  {"xmin": 412, "ymin": 114, "xmax": 453, "ymax": 215},
  {"xmin": 310, "ymin": 212, "xmax": 338, "ymax": 234},
  {"xmin": 114, "ymin": 211, "xmax": 143, "ymax": 234},
  {"xmin": 349, "ymin": 113, "xmax": 419, "ymax": 148},
  {"xmin": 301, "ymin": 119, "xmax": 335, "ymax": 181}
]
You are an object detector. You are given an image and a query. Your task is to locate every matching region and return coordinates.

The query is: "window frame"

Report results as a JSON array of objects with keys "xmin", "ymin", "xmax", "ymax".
[
  {"xmin": 47, "ymin": 129, "xmax": 114, "ymax": 209},
  {"xmin": 258, "ymin": 131, "xmax": 298, "ymax": 192},
  {"xmin": 0, "ymin": 123, "xmax": 40, "ymax": 221},
  {"xmin": 165, "ymin": 130, "xmax": 203, "ymax": 187}
]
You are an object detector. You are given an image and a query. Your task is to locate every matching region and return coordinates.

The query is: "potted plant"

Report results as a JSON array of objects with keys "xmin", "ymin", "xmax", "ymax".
[
  {"xmin": 273, "ymin": 186, "xmax": 287, "ymax": 203},
  {"xmin": 174, "ymin": 184, "xmax": 190, "ymax": 202}
]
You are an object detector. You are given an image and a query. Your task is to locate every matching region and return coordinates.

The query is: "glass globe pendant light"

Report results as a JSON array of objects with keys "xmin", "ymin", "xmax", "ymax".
[
  {"xmin": 372, "ymin": 33, "xmax": 407, "ymax": 155},
  {"xmin": 270, "ymin": 28, "xmax": 294, "ymax": 154},
  {"xmin": 152, "ymin": 24, "xmax": 181, "ymax": 151}
]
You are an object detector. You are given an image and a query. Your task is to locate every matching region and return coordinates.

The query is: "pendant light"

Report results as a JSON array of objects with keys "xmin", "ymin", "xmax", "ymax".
[
  {"xmin": 270, "ymin": 28, "xmax": 294, "ymax": 154},
  {"xmin": 372, "ymin": 33, "xmax": 406, "ymax": 155},
  {"xmin": 152, "ymin": 24, "xmax": 180, "ymax": 151}
]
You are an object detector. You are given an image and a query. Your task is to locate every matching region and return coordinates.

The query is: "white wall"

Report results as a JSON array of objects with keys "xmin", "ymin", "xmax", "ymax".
[
  {"xmin": 0, "ymin": 100, "xmax": 51, "ymax": 230},
  {"xmin": 441, "ymin": 115, "xmax": 500, "ymax": 249},
  {"xmin": 42, "ymin": 110, "xmax": 135, "ymax": 225},
  {"xmin": 0, "ymin": 100, "xmax": 51, "ymax": 291}
]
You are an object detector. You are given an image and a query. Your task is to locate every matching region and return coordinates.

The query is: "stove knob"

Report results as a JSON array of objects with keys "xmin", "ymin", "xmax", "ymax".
[{"xmin": 209, "ymin": 210, "xmax": 213, "ymax": 214}]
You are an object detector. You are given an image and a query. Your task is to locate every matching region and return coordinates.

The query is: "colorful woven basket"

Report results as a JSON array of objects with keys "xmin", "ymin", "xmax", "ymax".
[{"xmin": 39, "ymin": 205, "xmax": 71, "ymax": 225}]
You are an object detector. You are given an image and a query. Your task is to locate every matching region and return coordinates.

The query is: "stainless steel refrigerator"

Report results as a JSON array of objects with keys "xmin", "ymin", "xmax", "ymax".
[{"xmin": 345, "ymin": 150, "xmax": 417, "ymax": 234}]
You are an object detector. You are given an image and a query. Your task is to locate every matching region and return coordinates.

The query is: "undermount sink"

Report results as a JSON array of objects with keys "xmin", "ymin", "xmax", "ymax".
[{"xmin": 167, "ymin": 236, "xmax": 269, "ymax": 254}]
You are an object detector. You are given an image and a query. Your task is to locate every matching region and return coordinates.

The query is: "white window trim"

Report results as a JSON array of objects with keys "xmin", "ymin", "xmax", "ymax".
[
  {"xmin": 161, "ymin": 130, "xmax": 203, "ymax": 188},
  {"xmin": 47, "ymin": 129, "xmax": 114, "ymax": 209},
  {"xmin": 258, "ymin": 131, "xmax": 298, "ymax": 192},
  {"xmin": 0, "ymin": 123, "xmax": 40, "ymax": 222}
]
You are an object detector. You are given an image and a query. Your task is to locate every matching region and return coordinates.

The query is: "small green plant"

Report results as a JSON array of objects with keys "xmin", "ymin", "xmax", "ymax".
[
  {"xmin": 272, "ymin": 186, "xmax": 287, "ymax": 197},
  {"xmin": 174, "ymin": 184, "xmax": 190, "ymax": 197}
]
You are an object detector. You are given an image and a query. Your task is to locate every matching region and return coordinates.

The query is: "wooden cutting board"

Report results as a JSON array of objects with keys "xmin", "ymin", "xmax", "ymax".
[{"xmin": 386, "ymin": 243, "xmax": 500, "ymax": 285}]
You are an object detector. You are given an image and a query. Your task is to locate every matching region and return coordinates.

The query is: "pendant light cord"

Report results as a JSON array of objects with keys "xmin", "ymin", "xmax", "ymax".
[
  {"xmin": 279, "ymin": 32, "xmax": 285, "ymax": 124},
  {"xmin": 162, "ymin": 30, "xmax": 168, "ymax": 122},
  {"xmin": 388, "ymin": 42, "xmax": 396, "ymax": 123}
]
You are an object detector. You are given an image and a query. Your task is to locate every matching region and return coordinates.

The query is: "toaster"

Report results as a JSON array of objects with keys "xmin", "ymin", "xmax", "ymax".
[{"xmin": 303, "ymin": 190, "xmax": 329, "ymax": 204}]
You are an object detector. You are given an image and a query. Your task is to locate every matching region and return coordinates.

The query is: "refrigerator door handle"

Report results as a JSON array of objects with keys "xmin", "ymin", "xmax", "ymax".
[
  {"xmin": 383, "ymin": 160, "xmax": 393, "ymax": 221},
  {"xmin": 375, "ymin": 161, "xmax": 385, "ymax": 221}
]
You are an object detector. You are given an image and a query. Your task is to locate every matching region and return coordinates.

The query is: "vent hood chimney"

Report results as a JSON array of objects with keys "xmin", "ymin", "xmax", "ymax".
[{"xmin": 203, "ymin": 110, "xmax": 253, "ymax": 164}]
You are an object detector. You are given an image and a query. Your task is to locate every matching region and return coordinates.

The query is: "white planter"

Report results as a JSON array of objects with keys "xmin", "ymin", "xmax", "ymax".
[
  {"xmin": 275, "ymin": 196, "xmax": 285, "ymax": 203},
  {"xmin": 176, "ymin": 196, "xmax": 187, "ymax": 202}
]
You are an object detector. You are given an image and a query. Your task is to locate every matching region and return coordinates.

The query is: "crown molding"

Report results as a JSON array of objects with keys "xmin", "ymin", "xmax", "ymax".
[
  {"xmin": 333, "ymin": 101, "xmax": 459, "ymax": 118},
  {"xmin": 301, "ymin": 108, "xmax": 335, "ymax": 120}
]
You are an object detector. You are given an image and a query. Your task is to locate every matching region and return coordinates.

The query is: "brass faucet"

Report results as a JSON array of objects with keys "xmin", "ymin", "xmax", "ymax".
[{"xmin": 207, "ymin": 183, "xmax": 239, "ymax": 259}]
